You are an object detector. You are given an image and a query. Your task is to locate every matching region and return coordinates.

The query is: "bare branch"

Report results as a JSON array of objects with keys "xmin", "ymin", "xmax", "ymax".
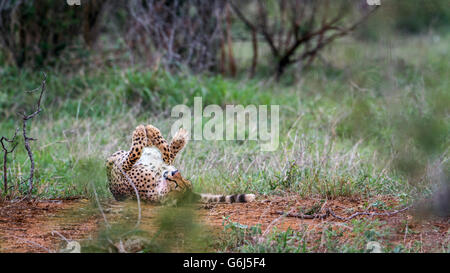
[
  {"xmin": 275, "ymin": 205, "xmax": 410, "ymax": 221},
  {"xmin": 1, "ymin": 127, "xmax": 19, "ymax": 195},
  {"xmin": 295, "ymin": 5, "xmax": 380, "ymax": 66},
  {"xmin": 20, "ymin": 73, "xmax": 46, "ymax": 195},
  {"xmin": 126, "ymin": 0, "xmax": 225, "ymax": 73},
  {"xmin": 8, "ymin": 234, "xmax": 54, "ymax": 253},
  {"xmin": 90, "ymin": 179, "xmax": 111, "ymax": 230},
  {"xmin": 231, "ymin": 0, "xmax": 379, "ymax": 80},
  {"xmin": 113, "ymin": 161, "xmax": 142, "ymax": 230}
]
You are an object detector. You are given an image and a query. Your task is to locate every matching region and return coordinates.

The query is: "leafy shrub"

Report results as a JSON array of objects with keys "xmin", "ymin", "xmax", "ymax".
[
  {"xmin": 391, "ymin": 0, "xmax": 450, "ymax": 34},
  {"xmin": 0, "ymin": 0, "xmax": 106, "ymax": 67},
  {"xmin": 357, "ymin": 0, "xmax": 450, "ymax": 40}
]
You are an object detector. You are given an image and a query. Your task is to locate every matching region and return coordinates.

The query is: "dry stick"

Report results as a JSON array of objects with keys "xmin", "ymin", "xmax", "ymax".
[
  {"xmin": 20, "ymin": 73, "xmax": 46, "ymax": 196},
  {"xmin": 275, "ymin": 206, "xmax": 411, "ymax": 221},
  {"xmin": 9, "ymin": 234, "xmax": 54, "ymax": 253},
  {"xmin": 1, "ymin": 128, "xmax": 19, "ymax": 195},
  {"xmin": 51, "ymin": 230, "xmax": 71, "ymax": 244},
  {"xmin": 325, "ymin": 206, "xmax": 411, "ymax": 221},
  {"xmin": 91, "ymin": 180, "xmax": 111, "ymax": 229},
  {"xmin": 113, "ymin": 161, "xmax": 142, "ymax": 230},
  {"xmin": 263, "ymin": 207, "xmax": 295, "ymax": 238},
  {"xmin": 276, "ymin": 210, "xmax": 330, "ymax": 220},
  {"xmin": 102, "ymin": 162, "xmax": 143, "ymax": 252}
]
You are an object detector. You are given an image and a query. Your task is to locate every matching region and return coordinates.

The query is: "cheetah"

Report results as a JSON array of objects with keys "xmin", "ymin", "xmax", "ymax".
[{"xmin": 106, "ymin": 125, "xmax": 255, "ymax": 204}]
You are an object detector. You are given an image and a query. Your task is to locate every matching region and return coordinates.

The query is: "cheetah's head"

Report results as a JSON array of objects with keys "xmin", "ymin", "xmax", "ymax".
[{"xmin": 163, "ymin": 169, "xmax": 193, "ymax": 193}]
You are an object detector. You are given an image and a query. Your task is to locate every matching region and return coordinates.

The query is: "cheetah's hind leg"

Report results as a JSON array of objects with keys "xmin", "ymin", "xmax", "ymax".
[
  {"xmin": 145, "ymin": 125, "xmax": 172, "ymax": 164},
  {"xmin": 121, "ymin": 125, "xmax": 147, "ymax": 171},
  {"xmin": 168, "ymin": 128, "xmax": 189, "ymax": 163}
]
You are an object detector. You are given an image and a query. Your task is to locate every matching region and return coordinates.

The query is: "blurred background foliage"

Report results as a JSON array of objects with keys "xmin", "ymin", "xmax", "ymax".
[
  {"xmin": 357, "ymin": 0, "xmax": 450, "ymax": 40},
  {"xmin": 1, "ymin": 0, "xmax": 448, "ymax": 70},
  {"xmin": 0, "ymin": 0, "xmax": 105, "ymax": 67},
  {"xmin": 0, "ymin": 0, "xmax": 448, "ymax": 216}
]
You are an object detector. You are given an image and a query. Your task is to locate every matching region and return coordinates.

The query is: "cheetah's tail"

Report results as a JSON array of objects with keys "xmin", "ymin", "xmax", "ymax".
[{"xmin": 199, "ymin": 193, "xmax": 256, "ymax": 203}]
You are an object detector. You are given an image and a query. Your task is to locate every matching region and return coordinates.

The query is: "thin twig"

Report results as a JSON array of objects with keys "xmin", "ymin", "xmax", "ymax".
[
  {"xmin": 113, "ymin": 161, "xmax": 142, "ymax": 230},
  {"xmin": 1, "ymin": 127, "xmax": 19, "ymax": 195},
  {"xmin": 9, "ymin": 234, "xmax": 54, "ymax": 253},
  {"xmin": 51, "ymin": 230, "xmax": 71, "ymax": 244},
  {"xmin": 276, "ymin": 210, "xmax": 330, "ymax": 220},
  {"xmin": 326, "ymin": 206, "xmax": 410, "ymax": 221},
  {"xmin": 90, "ymin": 180, "xmax": 110, "ymax": 229},
  {"xmin": 263, "ymin": 207, "xmax": 295, "ymax": 237},
  {"xmin": 20, "ymin": 73, "xmax": 46, "ymax": 195},
  {"xmin": 275, "ymin": 206, "xmax": 411, "ymax": 221}
]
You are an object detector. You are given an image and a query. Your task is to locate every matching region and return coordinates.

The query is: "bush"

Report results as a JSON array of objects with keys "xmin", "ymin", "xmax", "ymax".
[
  {"xmin": 392, "ymin": 0, "xmax": 450, "ymax": 34},
  {"xmin": 124, "ymin": 0, "xmax": 225, "ymax": 73},
  {"xmin": 0, "ymin": 0, "xmax": 106, "ymax": 67},
  {"xmin": 357, "ymin": 0, "xmax": 450, "ymax": 40}
]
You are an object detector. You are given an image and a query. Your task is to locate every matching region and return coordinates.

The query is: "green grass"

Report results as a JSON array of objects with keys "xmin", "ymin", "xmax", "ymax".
[
  {"xmin": 0, "ymin": 33, "xmax": 448, "ymax": 208},
  {"xmin": 81, "ymin": 205, "xmax": 213, "ymax": 253},
  {"xmin": 219, "ymin": 216, "xmax": 449, "ymax": 253},
  {"xmin": 219, "ymin": 216, "xmax": 392, "ymax": 253},
  {"xmin": 0, "ymin": 30, "xmax": 448, "ymax": 254}
]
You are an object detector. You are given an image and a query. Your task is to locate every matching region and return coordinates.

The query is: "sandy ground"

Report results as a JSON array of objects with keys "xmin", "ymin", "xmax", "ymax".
[
  {"xmin": 200, "ymin": 195, "xmax": 449, "ymax": 252},
  {"xmin": 0, "ymin": 198, "xmax": 98, "ymax": 253},
  {"xmin": 0, "ymin": 195, "xmax": 448, "ymax": 252}
]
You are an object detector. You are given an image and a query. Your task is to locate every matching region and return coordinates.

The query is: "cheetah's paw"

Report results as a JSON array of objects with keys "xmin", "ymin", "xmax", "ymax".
[{"xmin": 173, "ymin": 128, "xmax": 189, "ymax": 142}]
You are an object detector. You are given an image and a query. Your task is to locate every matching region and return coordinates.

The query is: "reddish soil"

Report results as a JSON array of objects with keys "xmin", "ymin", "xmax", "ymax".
[
  {"xmin": 0, "ymin": 199, "xmax": 99, "ymax": 253},
  {"xmin": 201, "ymin": 195, "xmax": 449, "ymax": 252},
  {"xmin": 0, "ymin": 195, "xmax": 448, "ymax": 252}
]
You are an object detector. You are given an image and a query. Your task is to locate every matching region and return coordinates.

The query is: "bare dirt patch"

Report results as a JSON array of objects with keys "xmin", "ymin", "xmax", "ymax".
[
  {"xmin": 199, "ymin": 195, "xmax": 449, "ymax": 252},
  {"xmin": 0, "ymin": 195, "xmax": 448, "ymax": 252},
  {"xmin": 0, "ymin": 199, "xmax": 99, "ymax": 253}
]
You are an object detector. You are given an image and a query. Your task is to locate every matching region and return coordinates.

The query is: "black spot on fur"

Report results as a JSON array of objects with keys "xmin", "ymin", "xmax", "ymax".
[
  {"xmin": 238, "ymin": 194, "xmax": 246, "ymax": 203},
  {"xmin": 229, "ymin": 194, "xmax": 237, "ymax": 203},
  {"xmin": 219, "ymin": 195, "xmax": 226, "ymax": 202}
]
